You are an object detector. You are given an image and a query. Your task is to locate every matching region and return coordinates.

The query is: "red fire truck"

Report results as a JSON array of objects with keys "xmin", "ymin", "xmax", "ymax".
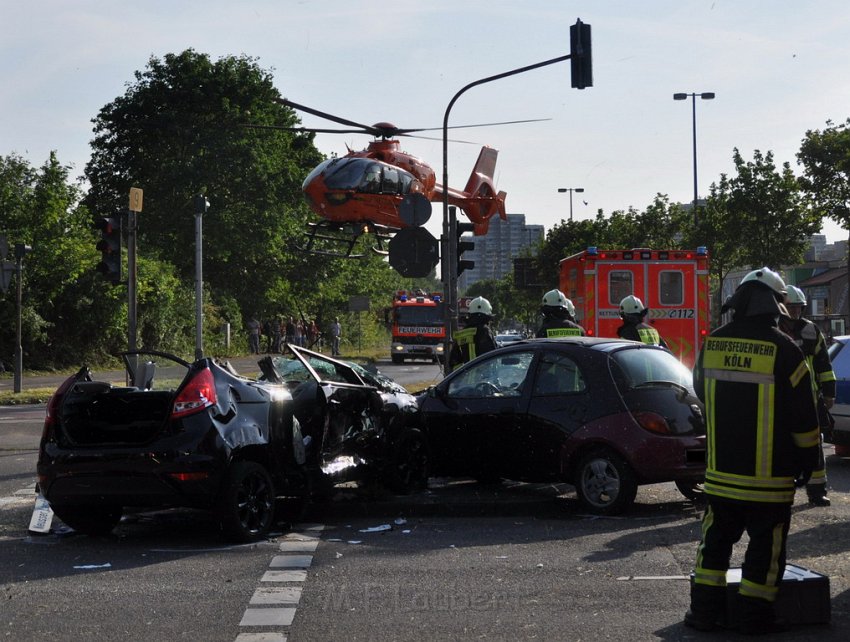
[
  {"xmin": 389, "ymin": 290, "xmax": 446, "ymax": 364},
  {"xmin": 559, "ymin": 247, "xmax": 710, "ymax": 368}
]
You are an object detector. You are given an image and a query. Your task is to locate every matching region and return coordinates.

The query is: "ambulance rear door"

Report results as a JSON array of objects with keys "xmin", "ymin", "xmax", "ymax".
[{"xmin": 643, "ymin": 261, "xmax": 699, "ymax": 367}]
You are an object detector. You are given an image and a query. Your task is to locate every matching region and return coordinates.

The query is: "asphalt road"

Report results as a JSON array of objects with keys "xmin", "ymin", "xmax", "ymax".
[{"xmin": 3, "ymin": 359, "xmax": 850, "ymax": 640}]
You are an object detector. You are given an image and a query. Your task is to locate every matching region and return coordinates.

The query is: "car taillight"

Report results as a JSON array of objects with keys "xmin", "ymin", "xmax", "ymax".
[
  {"xmin": 41, "ymin": 373, "xmax": 79, "ymax": 442},
  {"xmin": 632, "ymin": 411, "xmax": 672, "ymax": 435},
  {"xmin": 172, "ymin": 367, "xmax": 217, "ymax": 419}
]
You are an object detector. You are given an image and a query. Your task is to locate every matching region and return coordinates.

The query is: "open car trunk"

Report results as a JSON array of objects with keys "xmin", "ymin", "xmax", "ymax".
[{"xmin": 56, "ymin": 352, "xmax": 191, "ymax": 447}]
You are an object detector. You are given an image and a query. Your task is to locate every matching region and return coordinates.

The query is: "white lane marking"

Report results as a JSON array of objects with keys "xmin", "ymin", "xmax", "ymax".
[
  {"xmin": 278, "ymin": 539, "xmax": 318, "ymax": 552},
  {"xmin": 269, "ymin": 555, "xmax": 312, "ymax": 568},
  {"xmin": 239, "ymin": 608, "xmax": 296, "ymax": 627},
  {"xmin": 261, "ymin": 570, "xmax": 307, "ymax": 582},
  {"xmin": 235, "ymin": 633, "xmax": 287, "ymax": 641},
  {"xmin": 236, "ymin": 525, "xmax": 324, "ymax": 641},
  {"xmin": 250, "ymin": 587, "xmax": 302, "ymax": 605}
]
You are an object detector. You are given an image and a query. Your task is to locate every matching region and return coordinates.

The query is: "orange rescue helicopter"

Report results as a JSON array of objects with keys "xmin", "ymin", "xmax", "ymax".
[{"xmin": 265, "ymin": 98, "xmax": 541, "ymax": 257}]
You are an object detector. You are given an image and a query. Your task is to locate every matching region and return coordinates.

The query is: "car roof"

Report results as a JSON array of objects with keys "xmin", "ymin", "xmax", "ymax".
[{"xmin": 494, "ymin": 336, "xmax": 660, "ymax": 354}]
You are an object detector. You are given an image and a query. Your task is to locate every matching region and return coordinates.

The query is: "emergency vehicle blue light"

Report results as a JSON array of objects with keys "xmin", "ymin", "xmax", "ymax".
[
  {"xmin": 587, "ymin": 246, "xmax": 598, "ymax": 255},
  {"xmin": 399, "ymin": 295, "xmax": 408, "ymax": 302},
  {"xmin": 433, "ymin": 295, "xmax": 441, "ymax": 302},
  {"xmin": 697, "ymin": 246, "xmax": 707, "ymax": 255}
]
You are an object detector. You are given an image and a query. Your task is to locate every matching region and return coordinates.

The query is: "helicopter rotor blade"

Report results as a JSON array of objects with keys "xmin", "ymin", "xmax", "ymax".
[
  {"xmin": 244, "ymin": 124, "xmax": 368, "ymax": 135},
  {"xmin": 276, "ymin": 98, "xmax": 378, "ymax": 135},
  {"xmin": 393, "ymin": 117, "xmax": 552, "ymax": 135}
]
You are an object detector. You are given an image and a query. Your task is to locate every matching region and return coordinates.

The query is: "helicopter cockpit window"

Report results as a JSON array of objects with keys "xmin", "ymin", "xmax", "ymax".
[
  {"xmin": 398, "ymin": 172, "xmax": 413, "ymax": 194},
  {"xmin": 302, "ymin": 158, "xmax": 337, "ymax": 190},
  {"xmin": 324, "ymin": 158, "xmax": 375, "ymax": 191},
  {"xmin": 360, "ymin": 163, "xmax": 383, "ymax": 194},
  {"xmin": 382, "ymin": 167, "xmax": 400, "ymax": 194}
]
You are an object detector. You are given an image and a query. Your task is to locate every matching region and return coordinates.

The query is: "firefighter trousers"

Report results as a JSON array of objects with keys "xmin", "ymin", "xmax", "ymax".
[{"xmin": 693, "ymin": 498, "xmax": 791, "ymax": 610}]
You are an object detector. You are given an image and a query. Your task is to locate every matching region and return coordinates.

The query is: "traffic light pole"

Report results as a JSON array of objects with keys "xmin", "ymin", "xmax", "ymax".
[
  {"xmin": 13, "ymin": 243, "xmax": 32, "ymax": 393},
  {"xmin": 127, "ymin": 209, "xmax": 138, "ymax": 353},
  {"xmin": 441, "ymin": 24, "xmax": 589, "ymax": 372}
]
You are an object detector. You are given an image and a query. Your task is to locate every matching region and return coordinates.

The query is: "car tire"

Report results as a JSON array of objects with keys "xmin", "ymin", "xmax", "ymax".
[
  {"xmin": 574, "ymin": 448, "xmax": 637, "ymax": 515},
  {"xmin": 675, "ymin": 479, "xmax": 706, "ymax": 502},
  {"xmin": 386, "ymin": 428, "xmax": 430, "ymax": 494},
  {"xmin": 51, "ymin": 504, "xmax": 123, "ymax": 536},
  {"xmin": 217, "ymin": 461, "xmax": 276, "ymax": 543},
  {"xmin": 392, "ymin": 354, "xmax": 404, "ymax": 364}
]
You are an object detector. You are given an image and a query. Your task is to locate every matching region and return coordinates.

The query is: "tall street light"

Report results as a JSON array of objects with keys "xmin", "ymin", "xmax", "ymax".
[
  {"xmin": 673, "ymin": 91, "xmax": 714, "ymax": 226},
  {"xmin": 557, "ymin": 187, "xmax": 585, "ymax": 221}
]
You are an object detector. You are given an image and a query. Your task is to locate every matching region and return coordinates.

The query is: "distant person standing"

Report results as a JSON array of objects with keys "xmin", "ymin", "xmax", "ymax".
[
  {"xmin": 536, "ymin": 289, "xmax": 585, "ymax": 338},
  {"xmin": 330, "ymin": 317, "xmax": 342, "ymax": 356},
  {"xmin": 617, "ymin": 295, "xmax": 668, "ymax": 347},
  {"xmin": 247, "ymin": 316, "xmax": 261, "ymax": 355}
]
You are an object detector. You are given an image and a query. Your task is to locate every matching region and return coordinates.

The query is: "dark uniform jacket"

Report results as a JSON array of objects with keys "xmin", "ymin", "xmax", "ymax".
[
  {"xmin": 617, "ymin": 321, "xmax": 667, "ymax": 347},
  {"xmin": 694, "ymin": 316, "xmax": 820, "ymax": 504},
  {"xmin": 536, "ymin": 317, "xmax": 585, "ymax": 338},
  {"xmin": 448, "ymin": 323, "xmax": 497, "ymax": 371},
  {"xmin": 778, "ymin": 316, "xmax": 837, "ymax": 400}
]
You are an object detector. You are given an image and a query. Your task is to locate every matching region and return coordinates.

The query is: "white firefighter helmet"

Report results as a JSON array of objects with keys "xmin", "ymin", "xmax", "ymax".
[
  {"xmin": 619, "ymin": 295, "xmax": 646, "ymax": 316},
  {"xmin": 468, "ymin": 296, "xmax": 493, "ymax": 316},
  {"xmin": 542, "ymin": 289, "xmax": 568, "ymax": 308},
  {"xmin": 785, "ymin": 285, "xmax": 806, "ymax": 306},
  {"xmin": 740, "ymin": 267, "xmax": 787, "ymax": 296}
]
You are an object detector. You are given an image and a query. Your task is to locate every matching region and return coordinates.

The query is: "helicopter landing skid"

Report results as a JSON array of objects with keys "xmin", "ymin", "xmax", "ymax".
[{"xmin": 299, "ymin": 221, "xmax": 394, "ymax": 258}]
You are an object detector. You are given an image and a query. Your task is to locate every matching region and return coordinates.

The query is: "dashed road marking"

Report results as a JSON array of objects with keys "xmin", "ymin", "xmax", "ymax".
[{"xmin": 236, "ymin": 524, "xmax": 324, "ymax": 641}]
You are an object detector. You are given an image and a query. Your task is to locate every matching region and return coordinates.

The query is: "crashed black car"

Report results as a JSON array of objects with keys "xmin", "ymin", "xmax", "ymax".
[{"xmin": 37, "ymin": 346, "xmax": 424, "ymax": 542}]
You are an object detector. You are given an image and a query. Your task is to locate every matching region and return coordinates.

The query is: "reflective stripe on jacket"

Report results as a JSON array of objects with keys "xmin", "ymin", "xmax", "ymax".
[{"xmin": 695, "ymin": 322, "xmax": 820, "ymax": 504}]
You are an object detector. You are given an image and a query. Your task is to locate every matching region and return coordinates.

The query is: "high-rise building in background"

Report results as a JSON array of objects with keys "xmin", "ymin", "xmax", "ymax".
[{"xmin": 458, "ymin": 213, "xmax": 544, "ymax": 291}]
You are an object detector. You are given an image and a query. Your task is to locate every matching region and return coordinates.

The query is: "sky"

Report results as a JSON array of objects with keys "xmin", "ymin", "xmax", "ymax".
[{"xmin": 3, "ymin": 0, "xmax": 850, "ymax": 245}]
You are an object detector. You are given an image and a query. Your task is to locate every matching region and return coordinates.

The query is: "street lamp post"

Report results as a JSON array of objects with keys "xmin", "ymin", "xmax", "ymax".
[
  {"xmin": 557, "ymin": 187, "xmax": 585, "ymax": 221},
  {"xmin": 673, "ymin": 91, "xmax": 714, "ymax": 226}
]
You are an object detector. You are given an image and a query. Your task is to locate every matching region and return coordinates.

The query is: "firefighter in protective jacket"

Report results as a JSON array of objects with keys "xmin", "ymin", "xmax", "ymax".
[
  {"xmin": 616, "ymin": 295, "xmax": 668, "ymax": 347},
  {"xmin": 448, "ymin": 296, "xmax": 497, "ymax": 371},
  {"xmin": 685, "ymin": 268, "xmax": 820, "ymax": 634},
  {"xmin": 779, "ymin": 285, "xmax": 836, "ymax": 506},
  {"xmin": 536, "ymin": 289, "xmax": 585, "ymax": 338}
]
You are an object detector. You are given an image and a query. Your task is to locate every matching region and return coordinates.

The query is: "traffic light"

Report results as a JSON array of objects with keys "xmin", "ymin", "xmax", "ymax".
[
  {"xmin": 570, "ymin": 19, "xmax": 592, "ymax": 90},
  {"xmin": 94, "ymin": 216, "xmax": 122, "ymax": 284},
  {"xmin": 456, "ymin": 221, "xmax": 475, "ymax": 276}
]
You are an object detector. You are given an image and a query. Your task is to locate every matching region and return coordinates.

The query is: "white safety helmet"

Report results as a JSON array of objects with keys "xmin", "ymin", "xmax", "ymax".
[
  {"xmin": 468, "ymin": 296, "xmax": 493, "ymax": 316},
  {"xmin": 740, "ymin": 267, "xmax": 787, "ymax": 296},
  {"xmin": 785, "ymin": 285, "xmax": 806, "ymax": 306},
  {"xmin": 542, "ymin": 289, "xmax": 568, "ymax": 308},
  {"xmin": 619, "ymin": 295, "xmax": 646, "ymax": 316}
]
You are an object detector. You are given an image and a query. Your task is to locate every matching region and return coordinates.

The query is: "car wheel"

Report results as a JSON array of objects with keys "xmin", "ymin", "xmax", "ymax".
[
  {"xmin": 51, "ymin": 504, "xmax": 123, "ymax": 536},
  {"xmin": 217, "ymin": 461, "xmax": 276, "ymax": 543},
  {"xmin": 574, "ymin": 448, "xmax": 637, "ymax": 515},
  {"xmin": 675, "ymin": 479, "xmax": 706, "ymax": 502},
  {"xmin": 387, "ymin": 428, "xmax": 429, "ymax": 494},
  {"xmin": 392, "ymin": 354, "xmax": 404, "ymax": 364}
]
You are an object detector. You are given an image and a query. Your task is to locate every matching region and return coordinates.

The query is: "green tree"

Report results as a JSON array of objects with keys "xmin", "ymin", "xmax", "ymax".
[
  {"xmin": 0, "ymin": 152, "xmax": 127, "ymax": 368},
  {"xmin": 797, "ymin": 118, "xmax": 850, "ymax": 235},
  {"xmin": 797, "ymin": 118, "xmax": 850, "ymax": 312},
  {"xmin": 84, "ymin": 49, "xmax": 324, "ymax": 319},
  {"xmin": 725, "ymin": 148, "xmax": 820, "ymax": 269}
]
